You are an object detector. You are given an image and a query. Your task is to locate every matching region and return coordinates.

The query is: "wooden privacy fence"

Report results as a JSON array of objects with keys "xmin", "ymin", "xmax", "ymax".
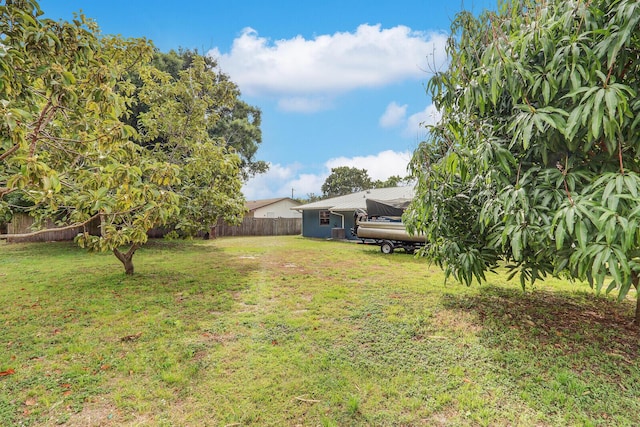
[
  {"xmin": 213, "ymin": 217, "xmax": 301, "ymax": 237},
  {"xmin": 3, "ymin": 214, "xmax": 301, "ymax": 242},
  {"xmin": 5, "ymin": 213, "xmax": 101, "ymax": 243}
]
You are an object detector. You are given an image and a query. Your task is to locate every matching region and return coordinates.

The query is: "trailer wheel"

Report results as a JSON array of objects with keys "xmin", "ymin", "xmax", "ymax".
[{"xmin": 380, "ymin": 241, "xmax": 394, "ymax": 254}]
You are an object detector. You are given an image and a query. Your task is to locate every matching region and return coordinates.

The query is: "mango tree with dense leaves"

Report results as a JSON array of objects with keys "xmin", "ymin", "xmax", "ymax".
[
  {"xmin": 0, "ymin": 0, "xmax": 245, "ymax": 274},
  {"xmin": 405, "ymin": 0, "xmax": 640, "ymax": 323}
]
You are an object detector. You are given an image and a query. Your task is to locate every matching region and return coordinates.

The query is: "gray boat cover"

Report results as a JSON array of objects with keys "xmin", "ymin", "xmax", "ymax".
[{"xmin": 365, "ymin": 198, "xmax": 412, "ymax": 218}]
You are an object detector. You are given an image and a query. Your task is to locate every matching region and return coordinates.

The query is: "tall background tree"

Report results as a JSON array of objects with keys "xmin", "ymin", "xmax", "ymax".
[
  {"xmin": 131, "ymin": 49, "xmax": 267, "ymax": 181},
  {"xmin": 405, "ymin": 0, "xmax": 640, "ymax": 323},
  {"xmin": 320, "ymin": 167, "xmax": 409, "ymax": 199},
  {"xmin": 137, "ymin": 55, "xmax": 245, "ymax": 236},
  {"xmin": 0, "ymin": 0, "xmax": 249, "ymax": 274},
  {"xmin": 321, "ymin": 166, "xmax": 373, "ymax": 198},
  {"xmin": 373, "ymin": 175, "xmax": 410, "ymax": 189}
]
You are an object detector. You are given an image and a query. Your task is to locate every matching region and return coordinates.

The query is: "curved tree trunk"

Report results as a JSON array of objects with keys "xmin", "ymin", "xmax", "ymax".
[
  {"xmin": 632, "ymin": 272, "xmax": 640, "ymax": 326},
  {"xmin": 113, "ymin": 245, "xmax": 139, "ymax": 275},
  {"xmin": 635, "ymin": 285, "xmax": 640, "ymax": 327}
]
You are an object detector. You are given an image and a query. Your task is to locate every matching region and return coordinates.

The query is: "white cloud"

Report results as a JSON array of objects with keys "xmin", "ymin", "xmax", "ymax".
[
  {"xmin": 379, "ymin": 102, "xmax": 408, "ymax": 128},
  {"xmin": 277, "ymin": 96, "xmax": 333, "ymax": 113},
  {"xmin": 377, "ymin": 102, "xmax": 441, "ymax": 140},
  {"xmin": 242, "ymin": 163, "xmax": 326, "ymax": 200},
  {"xmin": 287, "ymin": 173, "xmax": 327, "ymax": 198},
  {"xmin": 209, "ymin": 25, "xmax": 448, "ymax": 112},
  {"xmin": 404, "ymin": 103, "xmax": 442, "ymax": 139},
  {"xmin": 242, "ymin": 150, "xmax": 412, "ymax": 200},
  {"xmin": 241, "ymin": 163, "xmax": 296, "ymax": 200},
  {"xmin": 325, "ymin": 150, "xmax": 411, "ymax": 181}
]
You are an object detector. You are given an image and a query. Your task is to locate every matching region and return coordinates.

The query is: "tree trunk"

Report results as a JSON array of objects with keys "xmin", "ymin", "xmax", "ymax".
[
  {"xmin": 113, "ymin": 245, "xmax": 139, "ymax": 275},
  {"xmin": 632, "ymin": 272, "xmax": 640, "ymax": 326}
]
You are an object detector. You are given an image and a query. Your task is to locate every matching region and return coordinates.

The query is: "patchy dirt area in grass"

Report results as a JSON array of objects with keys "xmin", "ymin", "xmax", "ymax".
[{"xmin": 50, "ymin": 398, "xmax": 122, "ymax": 427}]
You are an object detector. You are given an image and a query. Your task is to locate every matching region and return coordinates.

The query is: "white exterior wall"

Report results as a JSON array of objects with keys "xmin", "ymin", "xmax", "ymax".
[{"xmin": 253, "ymin": 200, "xmax": 302, "ymax": 218}]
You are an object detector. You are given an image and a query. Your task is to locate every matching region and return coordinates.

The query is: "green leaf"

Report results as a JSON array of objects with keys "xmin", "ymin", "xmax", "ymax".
[
  {"xmin": 565, "ymin": 206, "xmax": 575, "ymax": 234},
  {"xmin": 565, "ymin": 105, "xmax": 583, "ymax": 141},
  {"xmin": 602, "ymin": 180, "xmax": 616, "ymax": 204},
  {"xmin": 511, "ymin": 231, "xmax": 522, "ymax": 261},
  {"xmin": 615, "ymin": 174, "xmax": 624, "ymax": 195},
  {"xmin": 605, "ymin": 216, "xmax": 618, "ymax": 244},
  {"xmin": 608, "ymin": 253, "xmax": 621, "ymax": 285},
  {"xmin": 575, "ymin": 219, "xmax": 588, "ymax": 249},
  {"xmin": 445, "ymin": 152, "xmax": 460, "ymax": 174},
  {"xmin": 591, "ymin": 88, "xmax": 605, "ymax": 139},
  {"xmin": 591, "ymin": 246, "xmax": 610, "ymax": 290},
  {"xmin": 624, "ymin": 174, "xmax": 638, "ymax": 197},
  {"xmin": 604, "ymin": 87, "xmax": 618, "ymax": 120},
  {"xmin": 555, "ymin": 222, "xmax": 565, "ymax": 250},
  {"xmin": 61, "ymin": 71, "xmax": 76, "ymax": 85}
]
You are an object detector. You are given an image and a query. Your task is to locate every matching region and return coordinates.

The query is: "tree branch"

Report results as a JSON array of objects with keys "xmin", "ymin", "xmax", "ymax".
[
  {"xmin": 618, "ymin": 141, "xmax": 624, "ymax": 175},
  {"xmin": 0, "ymin": 187, "xmax": 17, "ymax": 198},
  {"xmin": 0, "ymin": 213, "xmax": 100, "ymax": 240},
  {"xmin": 0, "ymin": 143, "xmax": 21, "ymax": 162},
  {"xmin": 29, "ymin": 99, "xmax": 58, "ymax": 157}
]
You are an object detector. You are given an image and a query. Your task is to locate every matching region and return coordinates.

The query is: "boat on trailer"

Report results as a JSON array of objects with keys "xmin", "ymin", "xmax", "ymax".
[{"xmin": 352, "ymin": 198, "xmax": 425, "ymax": 254}]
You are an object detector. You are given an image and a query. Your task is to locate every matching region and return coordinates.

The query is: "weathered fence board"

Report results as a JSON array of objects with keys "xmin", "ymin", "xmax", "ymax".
[
  {"xmin": 213, "ymin": 217, "xmax": 301, "ymax": 237},
  {"xmin": 5, "ymin": 213, "xmax": 101, "ymax": 243}
]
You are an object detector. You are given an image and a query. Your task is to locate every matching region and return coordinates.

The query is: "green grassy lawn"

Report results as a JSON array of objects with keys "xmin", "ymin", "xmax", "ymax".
[{"xmin": 1, "ymin": 236, "xmax": 638, "ymax": 426}]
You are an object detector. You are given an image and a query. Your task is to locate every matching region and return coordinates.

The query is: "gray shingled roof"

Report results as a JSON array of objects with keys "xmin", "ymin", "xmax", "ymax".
[{"xmin": 294, "ymin": 186, "xmax": 415, "ymax": 212}]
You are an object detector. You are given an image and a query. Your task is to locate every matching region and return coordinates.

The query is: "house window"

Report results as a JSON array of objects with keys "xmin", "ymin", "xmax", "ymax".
[{"xmin": 319, "ymin": 210, "xmax": 330, "ymax": 226}]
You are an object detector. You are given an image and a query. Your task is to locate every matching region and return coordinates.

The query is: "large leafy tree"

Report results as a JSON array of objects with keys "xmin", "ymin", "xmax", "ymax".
[
  {"xmin": 137, "ymin": 56, "xmax": 245, "ymax": 236},
  {"xmin": 405, "ymin": 0, "xmax": 640, "ymax": 323},
  {"xmin": 320, "ymin": 167, "xmax": 409, "ymax": 199},
  {"xmin": 373, "ymin": 175, "xmax": 410, "ymax": 189},
  {"xmin": 321, "ymin": 166, "xmax": 373, "ymax": 198},
  {"xmin": 0, "ymin": 1, "xmax": 178, "ymax": 274},
  {"xmin": 135, "ymin": 49, "xmax": 267, "ymax": 181},
  {"xmin": 0, "ymin": 1, "xmax": 244, "ymax": 274}
]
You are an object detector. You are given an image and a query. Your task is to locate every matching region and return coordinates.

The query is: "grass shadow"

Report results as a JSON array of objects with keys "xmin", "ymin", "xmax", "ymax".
[
  {"xmin": 73, "ymin": 239, "xmax": 262, "ymax": 301},
  {"xmin": 441, "ymin": 285, "xmax": 639, "ymax": 360}
]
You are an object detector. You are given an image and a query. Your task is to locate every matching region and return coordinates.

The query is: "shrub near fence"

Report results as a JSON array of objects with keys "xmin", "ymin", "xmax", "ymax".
[{"xmin": 213, "ymin": 217, "xmax": 301, "ymax": 237}]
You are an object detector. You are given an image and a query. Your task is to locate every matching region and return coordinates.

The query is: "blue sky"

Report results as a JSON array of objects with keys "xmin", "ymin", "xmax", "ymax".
[{"xmin": 40, "ymin": 0, "xmax": 496, "ymax": 200}]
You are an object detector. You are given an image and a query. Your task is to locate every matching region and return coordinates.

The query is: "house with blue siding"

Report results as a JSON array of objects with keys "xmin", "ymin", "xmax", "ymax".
[{"xmin": 292, "ymin": 187, "xmax": 415, "ymax": 240}]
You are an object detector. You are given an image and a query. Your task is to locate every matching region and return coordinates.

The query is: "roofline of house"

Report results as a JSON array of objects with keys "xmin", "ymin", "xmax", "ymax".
[
  {"xmin": 249, "ymin": 197, "xmax": 300, "ymax": 211},
  {"xmin": 292, "ymin": 186, "xmax": 414, "ymax": 212},
  {"xmin": 291, "ymin": 205, "xmax": 332, "ymax": 211}
]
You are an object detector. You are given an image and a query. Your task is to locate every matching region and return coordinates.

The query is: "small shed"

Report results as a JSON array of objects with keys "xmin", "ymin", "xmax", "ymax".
[
  {"xmin": 293, "ymin": 186, "xmax": 415, "ymax": 240},
  {"xmin": 246, "ymin": 198, "xmax": 302, "ymax": 218}
]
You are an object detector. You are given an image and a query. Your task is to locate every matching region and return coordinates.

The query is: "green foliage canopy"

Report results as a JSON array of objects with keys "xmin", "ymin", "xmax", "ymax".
[
  {"xmin": 137, "ymin": 55, "xmax": 245, "ymax": 236},
  {"xmin": 405, "ymin": 0, "xmax": 640, "ymax": 321},
  {"xmin": 140, "ymin": 49, "xmax": 268, "ymax": 181},
  {"xmin": 0, "ymin": 0, "xmax": 247, "ymax": 274},
  {"xmin": 320, "ymin": 167, "xmax": 409, "ymax": 199},
  {"xmin": 321, "ymin": 166, "xmax": 373, "ymax": 198}
]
